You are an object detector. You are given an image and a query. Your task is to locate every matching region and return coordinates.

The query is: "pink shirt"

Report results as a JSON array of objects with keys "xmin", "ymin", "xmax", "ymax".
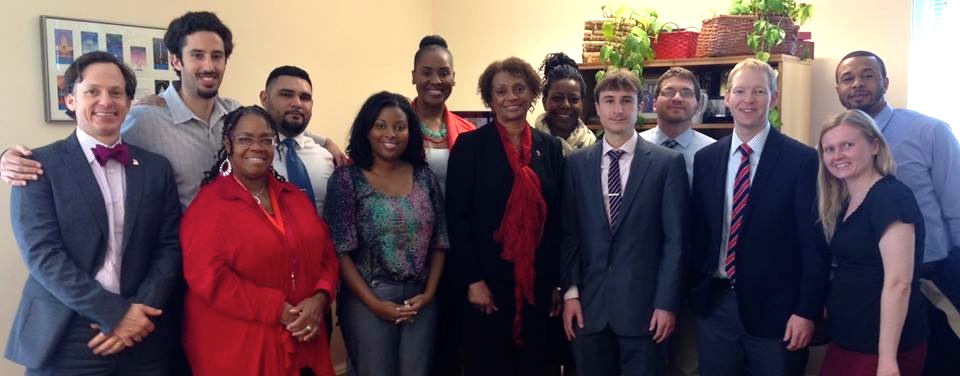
[{"xmin": 76, "ymin": 128, "xmax": 126, "ymax": 294}]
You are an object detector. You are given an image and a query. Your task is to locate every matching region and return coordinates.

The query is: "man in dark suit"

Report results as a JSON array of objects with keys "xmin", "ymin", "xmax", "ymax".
[
  {"xmin": 6, "ymin": 51, "xmax": 181, "ymax": 375},
  {"xmin": 561, "ymin": 68, "xmax": 688, "ymax": 376},
  {"xmin": 687, "ymin": 58, "xmax": 829, "ymax": 376}
]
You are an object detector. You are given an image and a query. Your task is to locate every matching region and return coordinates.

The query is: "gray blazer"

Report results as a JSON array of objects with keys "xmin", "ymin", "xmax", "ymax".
[
  {"xmin": 6, "ymin": 132, "xmax": 182, "ymax": 368},
  {"xmin": 561, "ymin": 135, "xmax": 688, "ymax": 336}
]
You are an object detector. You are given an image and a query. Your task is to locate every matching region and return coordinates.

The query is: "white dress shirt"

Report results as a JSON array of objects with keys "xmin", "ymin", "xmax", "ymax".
[
  {"xmin": 273, "ymin": 133, "xmax": 336, "ymax": 215},
  {"xmin": 716, "ymin": 123, "xmax": 771, "ymax": 278},
  {"xmin": 76, "ymin": 128, "xmax": 126, "ymax": 295}
]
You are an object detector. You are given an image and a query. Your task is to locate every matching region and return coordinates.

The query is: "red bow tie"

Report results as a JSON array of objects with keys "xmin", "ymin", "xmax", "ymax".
[{"xmin": 92, "ymin": 143, "xmax": 132, "ymax": 166}]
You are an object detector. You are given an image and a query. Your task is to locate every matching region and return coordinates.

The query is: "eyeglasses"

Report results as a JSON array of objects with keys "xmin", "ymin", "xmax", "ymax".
[
  {"xmin": 232, "ymin": 136, "xmax": 277, "ymax": 148},
  {"xmin": 659, "ymin": 89, "xmax": 697, "ymax": 99}
]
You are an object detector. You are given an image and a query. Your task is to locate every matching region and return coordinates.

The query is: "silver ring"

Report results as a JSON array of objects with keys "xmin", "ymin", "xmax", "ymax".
[{"xmin": 305, "ymin": 325, "xmax": 312, "ymax": 331}]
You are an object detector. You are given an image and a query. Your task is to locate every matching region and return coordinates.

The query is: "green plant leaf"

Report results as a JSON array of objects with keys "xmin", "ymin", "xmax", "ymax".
[
  {"xmin": 602, "ymin": 21, "xmax": 616, "ymax": 40},
  {"xmin": 756, "ymin": 51, "xmax": 771, "ymax": 61},
  {"xmin": 769, "ymin": 107, "xmax": 782, "ymax": 128},
  {"xmin": 624, "ymin": 34, "xmax": 642, "ymax": 52},
  {"xmin": 610, "ymin": 51, "xmax": 622, "ymax": 66},
  {"xmin": 600, "ymin": 44, "xmax": 613, "ymax": 63},
  {"xmin": 747, "ymin": 35, "xmax": 760, "ymax": 52},
  {"xmin": 595, "ymin": 70, "xmax": 606, "ymax": 82}
]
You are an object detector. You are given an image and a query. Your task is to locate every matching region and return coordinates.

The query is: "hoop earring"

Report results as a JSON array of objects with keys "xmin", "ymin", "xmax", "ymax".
[{"xmin": 219, "ymin": 159, "xmax": 232, "ymax": 176}]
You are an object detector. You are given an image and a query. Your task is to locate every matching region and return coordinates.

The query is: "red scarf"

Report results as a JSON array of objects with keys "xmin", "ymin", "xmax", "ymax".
[{"xmin": 493, "ymin": 121, "xmax": 547, "ymax": 345}]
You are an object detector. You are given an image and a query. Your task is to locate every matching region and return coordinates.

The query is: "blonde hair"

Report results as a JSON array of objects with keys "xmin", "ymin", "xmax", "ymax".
[
  {"xmin": 726, "ymin": 58, "xmax": 778, "ymax": 95},
  {"xmin": 817, "ymin": 109, "xmax": 895, "ymax": 241}
]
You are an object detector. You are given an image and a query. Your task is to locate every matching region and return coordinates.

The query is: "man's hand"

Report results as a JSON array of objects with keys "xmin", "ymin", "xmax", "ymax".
[
  {"xmin": 323, "ymin": 139, "xmax": 349, "ymax": 166},
  {"xmin": 649, "ymin": 308, "xmax": 676, "ymax": 343},
  {"xmin": 562, "ymin": 298, "xmax": 584, "ymax": 341},
  {"xmin": 783, "ymin": 314, "xmax": 814, "ymax": 351},
  {"xmin": 1, "ymin": 145, "xmax": 42, "ymax": 186},
  {"xmin": 112, "ymin": 304, "xmax": 161, "ymax": 346},
  {"xmin": 87, "ymin": 324, "xmax": 128, "ymax": 356},
  {"xmin": 133, "ymin": 94, "xmax": 166, "ymax": 107},
  {"xmin": 467, "ymin": 281, "xmax": 498, "ymax": 315},
  {"xmin": 286, "ymin": 292, "xmax": 329, "ymax": 342},
  {"xmin": 549, "ymin": 288, "xmax": 563, "ymax": 317}
]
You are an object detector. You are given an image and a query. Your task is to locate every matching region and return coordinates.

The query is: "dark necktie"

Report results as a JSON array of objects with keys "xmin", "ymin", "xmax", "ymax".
[
  {"xmin": 607, "ymin": 149, "xmax": 626, "ymax": 229},
  {"xmin": 727, "ymin": 143, "xmax": 753, "ymax": 282},
  {"xmin": 281, "ymin": 138, "xmax": 317, "ymax": 205},
  {"xmin": 662, "ymin": 139, "xmax": 680, "ymax": 149},
  {"xmin": 92, "ymin": 143, "xmax": 131, "ymax": 166}
]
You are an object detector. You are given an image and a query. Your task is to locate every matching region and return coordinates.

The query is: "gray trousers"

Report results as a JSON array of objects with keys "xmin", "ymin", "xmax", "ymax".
[{"xmin": 339, "ymin": 279, "xmax": 437, "ymax": 376}]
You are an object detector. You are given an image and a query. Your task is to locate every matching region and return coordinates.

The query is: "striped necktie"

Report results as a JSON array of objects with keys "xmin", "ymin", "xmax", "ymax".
[
  {"xmin": 281, "ymin": 137, "xmax": 317, "ymax": 206},
  {"xmin": 726, "ymin": 143, "xmax": 753, "ymax": 281},
  {"xmin": 607, "ymin": 149, "xmax": 626, "ymax": 229}
]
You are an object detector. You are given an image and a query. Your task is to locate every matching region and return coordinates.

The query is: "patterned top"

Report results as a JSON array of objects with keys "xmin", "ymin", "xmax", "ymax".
[{"xmin": 324, "ymin": 165, "xmax": 449, "ymax": 283}]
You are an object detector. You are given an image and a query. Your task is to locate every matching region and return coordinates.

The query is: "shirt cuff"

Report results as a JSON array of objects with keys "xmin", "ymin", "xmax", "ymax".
[{"xmin": 564, "ymin": 286, "xmax": 579, "ymax": 300}]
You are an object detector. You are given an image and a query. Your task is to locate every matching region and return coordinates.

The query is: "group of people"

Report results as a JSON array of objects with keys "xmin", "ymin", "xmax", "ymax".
[{"xmin": 2, "ymin": 9, "xmax": 959, "ymax": 376}]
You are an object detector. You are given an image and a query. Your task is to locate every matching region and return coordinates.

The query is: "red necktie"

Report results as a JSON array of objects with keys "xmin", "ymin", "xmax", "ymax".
[{"xmin": 726, "ymin": 143, "xmax": 752, "ymax": 281}]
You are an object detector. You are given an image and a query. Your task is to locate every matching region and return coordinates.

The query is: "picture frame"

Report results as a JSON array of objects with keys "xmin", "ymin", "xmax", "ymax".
[
  {"xmin": 40, "ymin": 16, "xmax": 179, "ymax": 123},
  {"xmin": 639, "ymin": 77, "xmax": 659, "ymax": 123}
]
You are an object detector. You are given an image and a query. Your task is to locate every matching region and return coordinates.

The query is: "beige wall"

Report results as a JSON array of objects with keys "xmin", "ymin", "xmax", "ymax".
[{"xmin": 0, "ymin": 0, "xmax": 912, "ymax": 373}]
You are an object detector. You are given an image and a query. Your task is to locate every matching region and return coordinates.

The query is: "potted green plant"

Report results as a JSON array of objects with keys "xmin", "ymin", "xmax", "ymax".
[
  {"xmin": 596, "ymin": 5, "xmax": 671, "ymax": 81},
  {"xmin": 729, "ymin": 0, "xmax": 813, "ymax": 62}
]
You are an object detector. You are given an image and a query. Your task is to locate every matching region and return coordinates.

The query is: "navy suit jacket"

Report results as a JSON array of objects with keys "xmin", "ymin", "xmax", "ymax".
[
  {"xmin": 688, "ymin": 127, "xmax": 829, "ymax": 338},
  {"xmin": 6, "ymin": 132, "xmax": 182, "ymax": 368},
  {"xmin": 561, "ymin": 136, "xmax": 688, "ymax": 336}
]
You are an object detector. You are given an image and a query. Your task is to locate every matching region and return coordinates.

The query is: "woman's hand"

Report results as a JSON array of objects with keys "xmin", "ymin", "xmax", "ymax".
[
  {"xmin": 876, "ymin": 357, "xmax": 901, "ymax": 376},
  {"xmin": 468, "ymin": 281, "xmax": 498, "ymax": 315},
  {"xmin": 280, "ymin": 302, "xmax": 299, "ymax": 326},
  {"xmin": 396, "ymin": 293, "xmax": 433, "ymax": 316},
  {"xmin": 287, "ymin": 292, "xmax": 329, "ymax": 342},
  {"xmin": 370, "ymin": 300, "xmax": 417, "ymax": 324}
]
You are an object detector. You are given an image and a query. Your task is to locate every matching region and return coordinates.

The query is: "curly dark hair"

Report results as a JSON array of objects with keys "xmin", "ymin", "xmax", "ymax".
[
  {"xmin": 346, "ymin": 91, "xmax": 426, "ymax": 170},
  {"xmin": 164, "ymin": 11, "xmax": 234, "ymax": 78},
  {"xmin": 539, "ymin": 52, "xmax": 585, "ymax": 98},
  {"xmin": 201, "ymin": 105, "xmax": 286, "ymax": 185},
  {"xmin": 477, "ymin": 57, "xmax": 542, "ymax": 109},
  {"xmin": 413, "ymin": 34, "xmax": 453, "ymax": 67}
]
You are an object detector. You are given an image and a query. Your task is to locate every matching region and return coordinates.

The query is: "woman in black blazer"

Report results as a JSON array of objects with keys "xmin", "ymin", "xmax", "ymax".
[{"xmin": 445, "ymin": 56, "xmax": 565, "ymax": 376}]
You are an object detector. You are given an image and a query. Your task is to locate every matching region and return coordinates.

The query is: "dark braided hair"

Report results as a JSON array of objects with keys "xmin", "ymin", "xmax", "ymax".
[
  {"xmin": 539, "ymin": 52, "xmax": 586, "ymax": 98},
  {"xmin": 414, "ymin": 35, "xmax": 453, "ymax": 67},
  {"xmin": 201, "ymin": 105, "xmax": 286, "ymax": 185}
]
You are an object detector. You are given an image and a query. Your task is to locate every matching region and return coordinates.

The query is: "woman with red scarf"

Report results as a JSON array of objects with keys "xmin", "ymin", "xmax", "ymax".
[{"xmin": 446, "ymin": 57, "xmax": 565, "ymax": 376}]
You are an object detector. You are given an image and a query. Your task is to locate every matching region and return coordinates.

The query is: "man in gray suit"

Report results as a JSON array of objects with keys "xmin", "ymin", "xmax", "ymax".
[
  {"xmin": 561, "ymin": 68, "xmax": 688, "ymax": 375},
  {"xmin": 6, "ymin": 51, "xmax": 181, "ymax": 375}
]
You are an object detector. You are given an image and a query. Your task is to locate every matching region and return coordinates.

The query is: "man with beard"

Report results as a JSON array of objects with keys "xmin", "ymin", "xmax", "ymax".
[
  {"xmin": 640, "ymin": 67, "xmax": 714, "ymax": 376},
  {"xmin": 836, "ymin": 50, "xmax": 960, "ymax": 375},
  {"xmin": 640, "ymin": 67, "xmax": 715, "ymax": 187},
  {"xmin": 0, "ymin": 12, "xmax": 346, "ymax": 207},
  {"xmin": 259, "ymin": 66, "xmax": 336, "ymax": 218}
]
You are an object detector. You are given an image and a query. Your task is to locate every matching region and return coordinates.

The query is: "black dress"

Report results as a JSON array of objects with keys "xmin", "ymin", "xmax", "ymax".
[{"xmin": 827, "ymin": 175, "xmax": 928, "ymax": 354}]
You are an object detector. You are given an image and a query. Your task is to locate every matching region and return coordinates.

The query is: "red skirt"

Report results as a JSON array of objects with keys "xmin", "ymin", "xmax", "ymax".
[{"xmin": 820, "ymin": 341, "xmax": 927, "ymax": 376}]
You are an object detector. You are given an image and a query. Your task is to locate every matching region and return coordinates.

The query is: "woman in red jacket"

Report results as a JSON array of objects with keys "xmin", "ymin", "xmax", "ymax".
[{"xmin": 180, "ymin": 106, "xmax": 340, "ymax": 376}]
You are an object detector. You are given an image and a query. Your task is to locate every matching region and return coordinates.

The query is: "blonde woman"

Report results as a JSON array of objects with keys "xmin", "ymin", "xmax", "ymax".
[{"xmin": 817, "ymin": 109, "xmax": 927, "ymax": 376}]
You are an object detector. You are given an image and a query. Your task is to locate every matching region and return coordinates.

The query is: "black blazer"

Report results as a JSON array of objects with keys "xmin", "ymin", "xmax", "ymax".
[
  {"xmin": 446, "ymin": 124, "xmax": 565, "ymax": 302},
  {"xmin": 6, "ymin": 132, "xmax": 182, "ymax": 368},
  {"xmin": 688, "ymin": 127, "xmax": 829, "ymax": 338}
]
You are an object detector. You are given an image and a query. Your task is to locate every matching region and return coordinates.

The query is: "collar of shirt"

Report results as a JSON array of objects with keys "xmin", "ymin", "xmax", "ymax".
[
  {"xmin": 161, "ymin": 84, "xmax": 231, "ymax": 127},
  {"xmin": 650, "ymin": 126, "xmax": 695, "ymax": 149},
  {"xmin": 279, "ymin": 133, "xmax": 320, "ymax": 149},
  {"xmin": 729, "ymin": 122, "xmax": 771, "ymax": 159},
  {"xmin": 602, "ymin": 130, "xmax": 639, "ymax": 157},
  {"xmin": 873, "ymin": 103, "xmax": 895, "ymax": 132},
  {"xmin": 76, "ymin": 127, "xmax": 123, "ymax": 166}
]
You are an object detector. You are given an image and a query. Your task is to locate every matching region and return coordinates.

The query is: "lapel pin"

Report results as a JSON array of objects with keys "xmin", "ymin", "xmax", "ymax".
[
  {"xmin": 535, "ymin": 150, "xmax": 541, "ymax": 157},
  {"xmin": 132, "ymin": 159, "xmax": 139, "ymax": 166}
]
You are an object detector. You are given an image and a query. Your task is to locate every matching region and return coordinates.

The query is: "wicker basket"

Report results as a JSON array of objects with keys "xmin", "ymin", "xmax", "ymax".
[
  {"xmin": 652, "ymin": 28, "xmax": 699, "ymax": 59},
  {"xmin": 695, "ymin": 14, "xmax": 800, "ymax": 58}
]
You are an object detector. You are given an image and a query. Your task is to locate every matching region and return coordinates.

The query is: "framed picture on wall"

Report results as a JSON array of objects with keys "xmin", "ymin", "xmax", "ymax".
[{"xmin": 40, "ymin": 16, "xmax": 179, "ymax": 123}]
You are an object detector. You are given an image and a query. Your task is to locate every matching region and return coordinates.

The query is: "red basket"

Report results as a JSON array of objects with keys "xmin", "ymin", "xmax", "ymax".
[{"xmin": 653, "ymin": 27, "xmax": 699, "ymax": 59}]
